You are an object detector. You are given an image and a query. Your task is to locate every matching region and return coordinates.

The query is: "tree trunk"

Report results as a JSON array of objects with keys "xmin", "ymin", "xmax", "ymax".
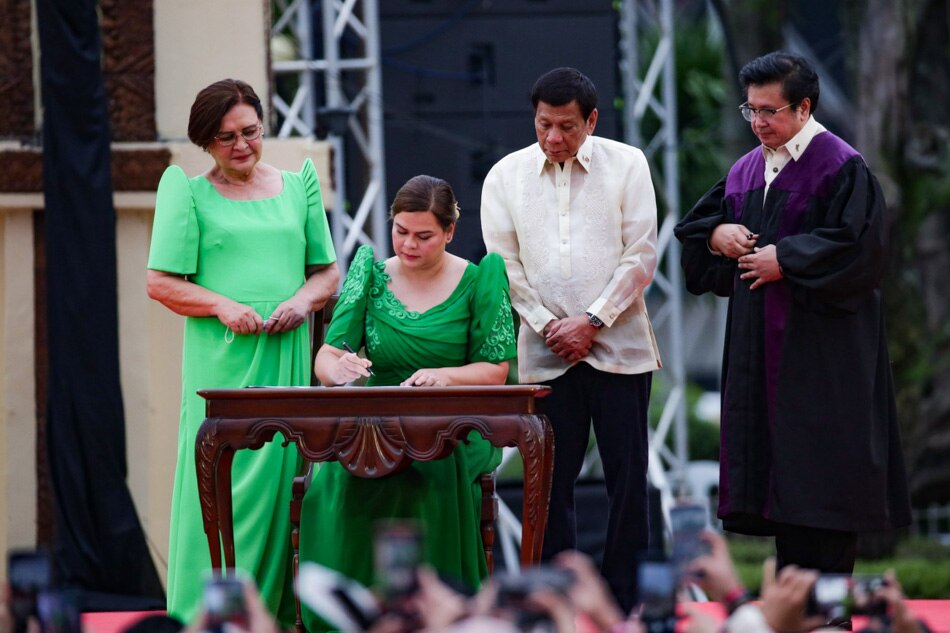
[
  {"xmin": 899, "ymin": 0, "xmax": 950, "ymax": 505},
  {"xmin": 853, "ymin": 0, "xmax": 950, "ymax": 507}
]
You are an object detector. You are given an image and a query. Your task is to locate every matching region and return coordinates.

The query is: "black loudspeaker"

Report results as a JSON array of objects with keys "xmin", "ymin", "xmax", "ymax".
[
  {"xmin": 497, "ymin": 478, "xmax": 665, "ymax": 567},
  {"xmin": 379, "ymin": 2, "xmax": 620, "ymax": 262},
  {"xmin": 498, "ymin": 477, "xmax": 608, "ymax": 565}
]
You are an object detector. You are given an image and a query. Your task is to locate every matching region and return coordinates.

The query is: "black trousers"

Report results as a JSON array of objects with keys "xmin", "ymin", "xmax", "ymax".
[
  {"xmin": 537, "ymin": 363, "xmax": 652, "ymax": 614},
  {"xmin": 774, "ymin": 524, "xmax": 858, "ymax": 574}
]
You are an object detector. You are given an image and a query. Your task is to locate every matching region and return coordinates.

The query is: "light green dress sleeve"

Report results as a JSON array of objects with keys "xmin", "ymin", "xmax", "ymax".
[
  {"xmin": 468, "ymin": 252, "xmax": 517, "ymax": 364},
  {"xmin": 147, "ymin": 165, "xmax": 199, "ymax": 274},
  {"xmin": 323, "ymin": 244, "xmax": 375, "ymax": 351},
  {"xmin": 301, "ymin": 158, "xmax": 337, "ymax": 266}
]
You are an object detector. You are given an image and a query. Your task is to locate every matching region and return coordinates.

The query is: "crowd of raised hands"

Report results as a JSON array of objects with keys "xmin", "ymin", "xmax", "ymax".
[
  {"xmin": 2, "ymin": 531, "xmax": 932, "ymax": 633},
  {"xmin": 682, "ymin": 531, "xmax": 929, "ymax": 633},
  {"xmin": 317, "ymin": 530, "xmax": 930, "ymax": 633},
  {"xmin": 295, "ymin": 550, "xmax": 636, "ymax": 633}
]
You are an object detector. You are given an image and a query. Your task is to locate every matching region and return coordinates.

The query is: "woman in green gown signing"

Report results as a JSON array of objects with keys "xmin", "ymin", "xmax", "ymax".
[
  {"xmin": 146, "ymin": 79, "xmax": 339, "ymax": 626},
  {"xmin": 299, "ymin": 175, "xmax": 517, "ymax": 627}
]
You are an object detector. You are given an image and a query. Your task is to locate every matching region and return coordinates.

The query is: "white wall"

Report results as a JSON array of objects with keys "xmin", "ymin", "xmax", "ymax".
[
  {"xmin": 0, "ymin": 208, "xmax": 38, "ymax": 561},
  {"xmin": 154, "ymin": 0, "xmax": 270, "ymax": 141}
]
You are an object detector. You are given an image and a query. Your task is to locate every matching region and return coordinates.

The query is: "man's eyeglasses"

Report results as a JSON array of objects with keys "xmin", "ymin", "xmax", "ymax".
[
  {"xmin": 738, "ymin": 102, "xmax": 797, "ymax": 122},
  {"xmin": 214, "ymin": 124, "xmax": 263, "ymax": 147}
]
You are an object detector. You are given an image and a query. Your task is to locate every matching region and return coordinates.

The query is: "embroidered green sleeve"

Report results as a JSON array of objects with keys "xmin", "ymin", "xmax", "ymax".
[
  {"xmin": 338, "ymin": 245, "xmax": 372, "ymax": 307},
  {"xmin": 476, "ymin": 290, "xmax": 516, "ymax": 362}
]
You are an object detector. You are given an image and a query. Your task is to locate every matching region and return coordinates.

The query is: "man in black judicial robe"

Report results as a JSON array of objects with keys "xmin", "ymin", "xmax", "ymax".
[{"xmin": 674, "ymin": 51, "xmax": 911, "ymax": 576}]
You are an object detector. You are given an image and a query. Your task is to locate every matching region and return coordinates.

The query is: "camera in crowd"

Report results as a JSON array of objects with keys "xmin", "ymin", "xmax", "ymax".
[
  {"xmin": 637, "ymin": 559, "xmax": 678, "ymax": 633},
  {"xmin": 494, "ymin": 565, "xmax": 576, "ymax": 606},
  {"xmin": 203, "ymin": 575, "xmax": 250, "ymax": 633},
  {"xmin": 8, "ymin": 548, "xmax": 82, "ymax": 633},
  {"xmin": 373, "ymin": 520, "xmax": 424, "ymax": 607},
  {"xmin": 807, "ymin": 574, "xmax": 889, "ymax": 621},
  {"xmin": 668, "ymin": 502, "xmax": 712, "ymax": 574},
  {"xmin": 493, "ymin": 566, "xmax": 576, "ymax": 632},
  {"xmin": 294, "ymin": 520, "xmax": 425, "ymax": 633}
]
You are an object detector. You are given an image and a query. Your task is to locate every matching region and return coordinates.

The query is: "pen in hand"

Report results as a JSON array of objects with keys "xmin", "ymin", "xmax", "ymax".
[{"xmin": 342, "ymin": 341, "xmax": 375, "ymax": 376}]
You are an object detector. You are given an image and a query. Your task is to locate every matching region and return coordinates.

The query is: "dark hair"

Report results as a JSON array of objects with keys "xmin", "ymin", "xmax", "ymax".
[
  {"xmin": 389, "ymin": 175, "xmax": 459, "ymax": 230},
  {"xmin": 530, "ymin": 67, "xmax": 598, "ymax": 120},
  {"xmin": 738, "ymin": 51, "xmax": 820, "ymax": 114},
  {"xmin": 187, "ymin": 79, "xmax": 264, "ymax": 149}
]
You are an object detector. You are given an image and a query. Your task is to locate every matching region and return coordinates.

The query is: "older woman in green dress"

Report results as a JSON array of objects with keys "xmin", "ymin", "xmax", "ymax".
[
  {"xmin": 146, "ymin": 78, "xmax": 339, "ymax": 626},
  {"xmin": 299, "ymin": 175, "xmax": 517, "ymax": 629}
]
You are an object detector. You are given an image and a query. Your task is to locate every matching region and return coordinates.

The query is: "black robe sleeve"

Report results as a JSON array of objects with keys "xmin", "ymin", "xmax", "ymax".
[{"xmin": 674, "ymin": 178, "xmax": 737, "ymax": 297}]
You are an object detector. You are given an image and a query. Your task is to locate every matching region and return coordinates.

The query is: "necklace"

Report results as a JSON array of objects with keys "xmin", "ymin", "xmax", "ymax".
[{"xmin": 215, "ymin": 167, "xmax": 255, "ymax": 187}]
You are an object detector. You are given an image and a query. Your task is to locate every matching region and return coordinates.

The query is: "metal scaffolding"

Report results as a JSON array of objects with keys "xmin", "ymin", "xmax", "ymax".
[
  {"xmin": 271, "ymin": 0, "xmax": 389, "ymax": 278},
  {"xmin": 619, "ymin": 0, "xmax": 689, "ymax": 524}
]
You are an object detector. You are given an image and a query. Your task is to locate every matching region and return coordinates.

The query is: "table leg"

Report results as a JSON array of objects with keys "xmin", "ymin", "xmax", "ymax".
[
  {"xmin": 196, "ymin": 419, "xmax": 224, "ymax": 571},
  {"xmin": 519, "ymin": 414, "xmax": 554, "ymax": 565},
  {"xmin": 216, "ymin": 449, "xmax": 236, "ymax": 573}
]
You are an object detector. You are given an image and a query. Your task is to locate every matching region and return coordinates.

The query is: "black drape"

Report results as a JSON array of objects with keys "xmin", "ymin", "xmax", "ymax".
[{"xmin": 37, "ymin": 0, "xmax": 164, "ymax": 610}]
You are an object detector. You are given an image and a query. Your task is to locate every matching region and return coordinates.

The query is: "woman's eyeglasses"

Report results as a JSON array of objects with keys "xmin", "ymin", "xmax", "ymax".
[{"xmin": 214, "ymin": 124, "xmax": 263, "ymax": 147}]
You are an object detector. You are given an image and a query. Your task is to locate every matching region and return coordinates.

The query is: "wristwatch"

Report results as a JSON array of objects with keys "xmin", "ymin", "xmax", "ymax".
[{"xmin": 585, "ymin": 312, "xmax": 604, "ymax": 329}]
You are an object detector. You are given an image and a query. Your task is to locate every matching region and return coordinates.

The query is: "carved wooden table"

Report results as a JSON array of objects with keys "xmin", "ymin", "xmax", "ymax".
[{"xmin": 195, "ymin": 385, "xmax": 554, "ymax": 575}]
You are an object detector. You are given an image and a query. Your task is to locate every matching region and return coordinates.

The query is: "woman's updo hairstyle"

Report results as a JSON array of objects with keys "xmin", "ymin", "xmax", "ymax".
[
  {"xmin": 187, "ymin": 79, "xmax": 264, "ymax": 150},
  {"xmin": 389, "ymin": 175, "xmax": 460, "ymax": 231}
]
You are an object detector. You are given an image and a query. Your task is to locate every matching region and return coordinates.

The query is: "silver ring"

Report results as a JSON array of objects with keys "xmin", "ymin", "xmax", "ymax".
[{"xmin": 747, "ymin": 232, "xmax": 754, "ymax": 240}]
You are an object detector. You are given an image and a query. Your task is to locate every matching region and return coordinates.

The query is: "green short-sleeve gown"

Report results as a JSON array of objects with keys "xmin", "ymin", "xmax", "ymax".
[
  {"xmin": 298, "ymin": 244, "xmax": 516, "ymax": 629},
  {"xmin": 147, "ymin": 159, "xmax": 336, "ymax": 626}
]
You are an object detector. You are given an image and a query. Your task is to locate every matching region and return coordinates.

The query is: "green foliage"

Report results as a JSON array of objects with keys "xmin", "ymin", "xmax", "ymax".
[
  {"xmin": 728, "ymin": 534, "xmax": 950, "ymax": 599},
  {"xmin": 896, "ymin": 536, "xmax": 950, "ymax": 561},
  {"xmin": 727, "ymin": 534, "xmax": 775, "ymax": 565},
  {"xmin": 853, "ymin": 559, "xmax": 950, "ymax": 599},
  {"xmin": 674, "ymin": 27, "xmax": 733, "ymax": 208},
  {"xmin": 632, "ymin": 20, "xmax": 732, "ymax": 216},
  {"xmin": 648, "ymin": 376, "xmax": 721, "ymax": 462},
  {"xmin": 684, "ymin": 398, "xmax": 721, "ymax": 463},
  {"xmin": 884, "ymin": 156, "xmax": 950, "ymax": 488},
  {"xmin": 727, "ymin": 535, "xmax": 772, "ymax": 593}
]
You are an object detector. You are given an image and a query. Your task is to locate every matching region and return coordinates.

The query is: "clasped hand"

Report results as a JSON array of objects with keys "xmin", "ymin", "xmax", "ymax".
[
  {"xmin": 709, "ymin": 223, "xmax": 758, "ymax": 259},
  {"xmin": 737, "ymin": 245, "xmax": 782, "ymax": 290},
  {"xmin": 217, "ymin": 296, "xmax": 310, "ymax": 335},
  {"xmin": 263, "ymin": 295, "xmax": 312, "ymax": 334},
  {"xmin": 709, "ymin": 224, "xmax": 782, "ymax": 290},
  {"xmin": 544, "ymin": 315, "xmax": 598, "ymax": 364}
]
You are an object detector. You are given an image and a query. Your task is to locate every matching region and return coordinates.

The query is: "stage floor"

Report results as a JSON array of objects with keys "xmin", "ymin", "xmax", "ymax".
[{"xmin": 81, "ymin": 600, "xmax": 950, "ymax": 633}]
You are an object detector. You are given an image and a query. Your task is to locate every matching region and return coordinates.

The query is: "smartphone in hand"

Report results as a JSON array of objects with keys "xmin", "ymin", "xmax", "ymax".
[
  {"xmin": 36, "ymin": 588, "xmax": 82, "ymax": 633},
  {"xmin": 637, "ymin": 560, "xmax": 678, "ymax": 633},
  {"xmin": 8, "ymin": 549, "xmax": 52, "ymax": 633},
  {"xmin": 203, "ymin": 576, "xmax": 250, "ymax": 633},
  {"xmin": 373, "ymin": 520, "xmax": 422, "ymax": 606},
  {"xmin": 807, "ymin": 574, "xmax": 888, "ymax": 620},
  {"xmin": 669, "ymin": 502, "xmax": 711, "ymax": 571}
]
